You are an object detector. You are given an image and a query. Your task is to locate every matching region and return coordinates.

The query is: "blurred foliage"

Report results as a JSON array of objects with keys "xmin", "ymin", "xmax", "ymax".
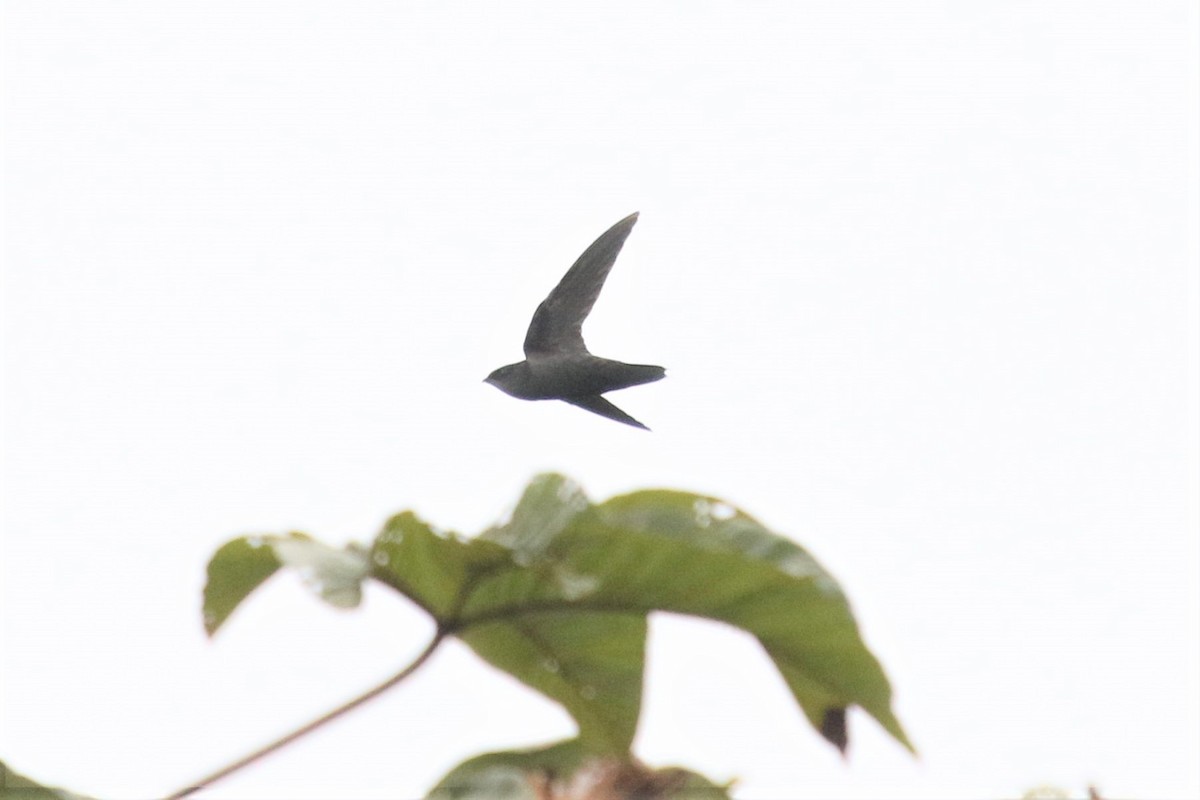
[
  {"xmin": 204, "ymin": 473, "xmax": 912, "ymax": 794},
  {"xmin": 0, "ymin": 761, "xmax": 95, "ymax": 799},
  {"xmin": 428, "ymin": 738, "xmax": 734, "ymax": 799}
]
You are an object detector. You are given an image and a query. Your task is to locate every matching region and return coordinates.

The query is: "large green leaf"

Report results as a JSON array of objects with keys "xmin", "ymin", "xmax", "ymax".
[
  {"xmin": 446, "ymin": 477, "xmax": 911, "ymax": 753},
  {"xmin": 458, "ymin": 612, "xmax": 645, "ymax": 755},
  {"xmin": 206, "ymin": 473, "xmax": 911, "ymax": 761},
  {"xmin": 596, "ymin": 489, "xmax": 912, "ymax": 753}
]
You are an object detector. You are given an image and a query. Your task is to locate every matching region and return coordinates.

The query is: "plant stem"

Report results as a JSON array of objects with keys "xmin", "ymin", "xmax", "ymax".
[{"xmin": 163, "ymin": 629, "xmax": 446, "ymax": 799}]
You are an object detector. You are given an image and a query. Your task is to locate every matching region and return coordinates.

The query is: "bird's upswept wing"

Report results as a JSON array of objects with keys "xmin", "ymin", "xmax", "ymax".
[{"xmin": 523, "ymin": 212, "xmax": 639, "ymax": 357}]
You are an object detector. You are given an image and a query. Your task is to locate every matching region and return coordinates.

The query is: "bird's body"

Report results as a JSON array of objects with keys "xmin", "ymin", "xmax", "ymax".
[{"xmin": 485, "ymin": 212, "xmax": 665, "ymax": 430}]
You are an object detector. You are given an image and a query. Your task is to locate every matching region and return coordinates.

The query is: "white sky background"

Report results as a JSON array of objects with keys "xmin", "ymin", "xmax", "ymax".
[{"xmin": 2, "ymin": 2, "xmax": 1198, "ymax": 798}]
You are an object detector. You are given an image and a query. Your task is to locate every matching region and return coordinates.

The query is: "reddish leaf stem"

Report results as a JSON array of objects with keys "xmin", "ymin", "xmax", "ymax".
[{"xmin": 163, "ymin": 630, "xmax": 445, "ymax": 799}]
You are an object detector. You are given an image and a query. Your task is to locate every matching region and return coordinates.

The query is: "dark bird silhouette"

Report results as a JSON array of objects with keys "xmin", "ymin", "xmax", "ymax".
[{"xmin": 485, "ymin": 212, "xmax": 665, "ymax": 430}]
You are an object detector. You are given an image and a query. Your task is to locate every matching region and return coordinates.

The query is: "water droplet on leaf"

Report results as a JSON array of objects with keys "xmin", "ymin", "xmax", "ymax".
[{"xmin": 710, "ymin": 502, "xmax": 735, "ymax": 520}]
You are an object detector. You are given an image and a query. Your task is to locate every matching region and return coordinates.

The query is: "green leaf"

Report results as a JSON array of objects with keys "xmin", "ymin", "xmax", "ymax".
[
  {"xmin": 443, "ymin": 479, "xmax": 911, "ymax": 754},
  {"xmin": 593, "ymin": 489, "xmax": 914, "ymax": 753},
  {"xmin": 0, "ymin": 760, "xmax": 96, "ymax": 799},
  {"xmin": 272, "ymin": 537, "xmax": 371, "ymax": 609},
  {"xmin": 482, "ymin": 473, "xmax": 590, "ymax": 560},
  {"xmin": 461, "ymin": 476, "xmax": 645, "ymax": 753},
  {"xmin": 458, "ymin": 612, "xmax": 645, "ymax": 755},
  {"xmin": 203, "ymin": 532, "xmax": 372, "ymax": 636},
  {"xmin": 426, "ymin": 738, "xmax": 585, "ymax": 799},
  {"xmin": 370, "ymin": 512, "xmax": 512, "ymax": 619},
  {"xmin": 214, "ymin": 473, "xmax": 911, "ymax": 761},
  {"xmin": 426, "ymin": 740, "xmax": 732, "ymax": 800},
  {"xmin": 371, "ymin": 481, "xmax": 647, "ymax": 755},
  {"xmin": 203, "ymin": 534, "xmax": 287, "ymax": 636}
]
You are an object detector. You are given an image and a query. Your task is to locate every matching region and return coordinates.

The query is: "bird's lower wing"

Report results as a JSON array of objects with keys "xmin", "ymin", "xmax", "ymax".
[{"xmin": 562, "ymin": 395, "xmax": 650, "ymax": 431}]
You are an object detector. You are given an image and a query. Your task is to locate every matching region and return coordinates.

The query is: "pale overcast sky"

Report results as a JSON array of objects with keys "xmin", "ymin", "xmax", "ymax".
[{"xmin": 3, "ymin": 2, "xmax": 1198, "ymax": 798}]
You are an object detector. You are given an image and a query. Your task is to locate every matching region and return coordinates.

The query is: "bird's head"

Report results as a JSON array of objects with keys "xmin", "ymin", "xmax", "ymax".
[
  {"xmin": 484, "ymin": 363, "xmax": 516, "ymax": 385},
  {"xmin": 484, "ymin": 362, "xmax": 528, "ymax": 395}
]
